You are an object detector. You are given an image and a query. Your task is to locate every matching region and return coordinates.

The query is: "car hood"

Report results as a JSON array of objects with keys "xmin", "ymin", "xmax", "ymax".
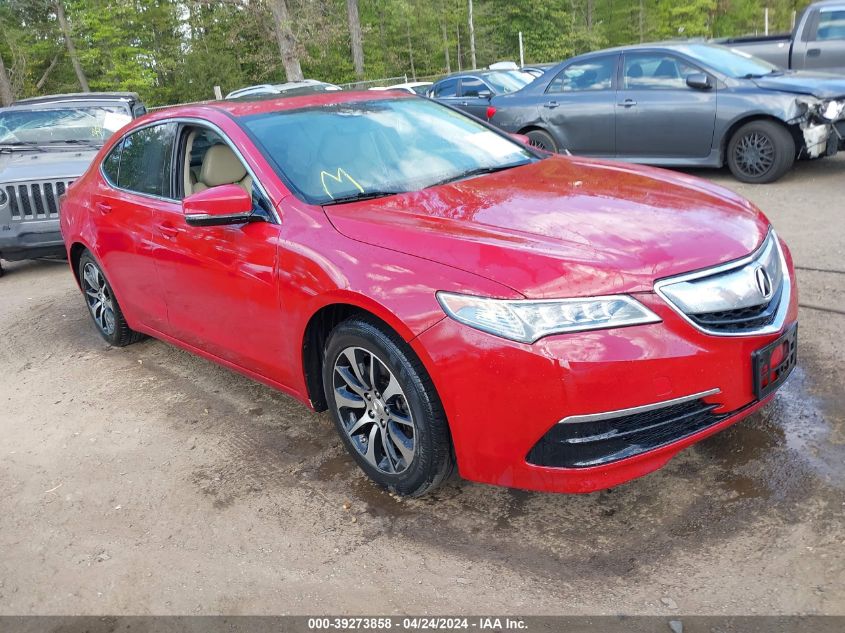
[
  {"xmin": 323, "ymin": 156, "xmax": 770, "ymax": 299},
  {"xmin": 0, "ymin": 148, "xmax": 98, "ymax": 183},
  {"xmin": 751, "ymin": 72, "xmax": 845, "ymax": 99}
]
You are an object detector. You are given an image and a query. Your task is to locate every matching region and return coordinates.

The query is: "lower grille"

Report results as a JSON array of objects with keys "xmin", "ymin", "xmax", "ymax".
[
  {"xmin": 3, "ymin": 180, "xmax": 73, "ymax": 221},
  {"xmin": 689, "ymin": 283, "xmax": 783, "ymax": 333},
  {"xmin": 527, "ymin": 397, "xmax": 739, "ymax": 468}
]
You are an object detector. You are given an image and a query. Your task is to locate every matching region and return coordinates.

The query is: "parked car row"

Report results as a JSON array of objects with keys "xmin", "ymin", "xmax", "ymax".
[{"xmin": 429, "ymin": 43, "xmax": 845, "ymax": 184}]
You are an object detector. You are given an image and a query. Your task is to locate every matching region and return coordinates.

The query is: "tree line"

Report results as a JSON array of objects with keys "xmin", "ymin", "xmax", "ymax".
[{"xmin": 0, "ymin": 0, "xmax": 813, "ymax": 107}]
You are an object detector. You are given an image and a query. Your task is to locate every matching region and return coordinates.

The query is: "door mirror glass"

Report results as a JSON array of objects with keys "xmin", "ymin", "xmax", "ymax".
[
  {"xmin": 183, "ymin": 184, "xmax": 254, "ymax": 227},
  {"xmin": 686, "ymin": 73, "xmax": 713, "ymax": 90}
]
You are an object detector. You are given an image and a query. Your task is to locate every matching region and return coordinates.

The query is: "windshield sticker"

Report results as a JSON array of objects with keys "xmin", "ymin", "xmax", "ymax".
[{"xmin": 321, "ymin": 168, "xmax": 365, "ymax": 199}]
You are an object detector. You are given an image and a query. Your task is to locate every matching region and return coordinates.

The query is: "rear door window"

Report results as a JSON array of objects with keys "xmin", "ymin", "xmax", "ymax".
[
  {"xmin": 547, "ymin": 56, "xmax": 617, "ymax": 93},
  {"xmin": 434, "ymin": 77, "xmax": 459, "ymax": 98},
  {"xmin": 117, "ymin": 123, "xmax": 177, "ymax": 198}
]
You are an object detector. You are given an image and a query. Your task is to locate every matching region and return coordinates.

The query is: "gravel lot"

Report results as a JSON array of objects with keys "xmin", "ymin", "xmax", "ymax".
[{"xmin": 1, "ymin": 156, "xmax": 843, "ymax": 616}]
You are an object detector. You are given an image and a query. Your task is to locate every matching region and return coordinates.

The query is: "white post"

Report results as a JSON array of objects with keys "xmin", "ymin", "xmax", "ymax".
[
  {"xmin": 791, "ymin": 10, "xmax": 797, "ymax": 31},
  {"xmin": 764, "ymin": 8, "xmax": 769, "ymax": 36},
  {"xmin": 518, "ymin": 32, "xmax": 524, "ymax": 67},
  {"xmin": 213, "ymin": 85, "xmax": 223, "ymax": 100}
]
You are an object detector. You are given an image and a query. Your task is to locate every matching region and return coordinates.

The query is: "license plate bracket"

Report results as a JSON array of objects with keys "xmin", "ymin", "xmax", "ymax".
[{"xmin": 752, "ymin": 324, "xmax": 797, "ymax": 400}]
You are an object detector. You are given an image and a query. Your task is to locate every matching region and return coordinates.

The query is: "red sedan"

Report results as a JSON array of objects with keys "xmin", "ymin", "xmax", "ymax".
[{"xmin": 59, "ymin": 92, "xmax": 798, "ymax": 496}]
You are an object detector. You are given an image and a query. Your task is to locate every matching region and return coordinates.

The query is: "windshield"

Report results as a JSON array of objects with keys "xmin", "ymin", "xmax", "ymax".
[
  {"xmin": 485, "ymin": 70, "xmax": 534, "ymax": 93},
  {"xmin": 0, "ymin": 106, "xmax": 131, "ymax": 146},
  {"xmin": 681, "ymin": 44, "xmax": 781, "ymax": 78},
  {"xmin": 241, "ymin": 98, "xmax": 536, "ymax": 205}
]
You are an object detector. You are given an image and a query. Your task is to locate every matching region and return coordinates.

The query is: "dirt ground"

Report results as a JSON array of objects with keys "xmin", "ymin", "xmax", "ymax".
[{"xmin": 1, "ymin": 156, "xmax": 843, "ymax": 616}]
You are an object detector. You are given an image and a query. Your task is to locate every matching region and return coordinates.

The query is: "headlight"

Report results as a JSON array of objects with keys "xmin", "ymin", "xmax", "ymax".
[
  {"xmin": 796, "ymin": 96, "xmax": 845, "ymax": 121},
  {"xmin": 822, "ymin": 99, "xmax": 845, "ymax": 121},
  {"xmin": 436, "ymin": 292, "xmax": 661, "ymax": 343}
]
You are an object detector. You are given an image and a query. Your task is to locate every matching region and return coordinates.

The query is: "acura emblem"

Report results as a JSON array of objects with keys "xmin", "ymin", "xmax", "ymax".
[{"xmin": 755, "ymin": 266, "xmax": 773, "ymax": 300}]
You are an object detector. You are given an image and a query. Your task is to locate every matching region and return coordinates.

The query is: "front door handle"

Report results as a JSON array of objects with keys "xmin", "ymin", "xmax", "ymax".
[
  {"xmin": 807, "ymin": 48, "xmax": 821, "ymax": 58},
  {"xmin": 157, "ymin": 223, "xmax": 183, "ymax": 239},
  {"xmin": 618, "ymin": 99, "xmax": 637, "ymax": 107},
  {"xmin": 543, "ymin": 101, "xmax": 560, "ymax": 109},
  {"xmin": 95, "ymin": 201, "xmax": 112, "ymax": 215}
]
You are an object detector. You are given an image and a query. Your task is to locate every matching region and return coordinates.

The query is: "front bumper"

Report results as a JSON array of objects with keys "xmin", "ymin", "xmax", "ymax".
[
  {"xmin": 0, "ymin": 220, "xmax": 64, "ymax": 261},
  {"xmin": 411, "ymin": 261, "xmax": 799, "ymax": 494}
]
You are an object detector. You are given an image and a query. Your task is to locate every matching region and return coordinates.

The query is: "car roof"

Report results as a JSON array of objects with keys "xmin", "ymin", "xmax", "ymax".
[
  {"xmin": 563, "ymin": 41, "xmax": 727, "ymax": 61},
  {"xmin": 11, "ymin": 92, "xmax": 140, "ymax": 106},
  {"xmin": 434, "ymin": 69, "xmax": 528, "ymax": 82},
  {"xmin": 154, "ymin": 90, "xmax": 413, "ymax": 119}
]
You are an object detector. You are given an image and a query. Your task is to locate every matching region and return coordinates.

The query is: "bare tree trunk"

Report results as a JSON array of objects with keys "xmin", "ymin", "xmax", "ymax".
[
  {"xmin": 36, "ymin": 55, "xmax": 60, "ymax": 91},
  {"xmin": 587, "ymin": 0, "xmax": 595, "ymax": 31},
  {"xmin": 405, "ymin": 18, "xmax": 416, "ymax": 81},
  {"xmin": 267, "ymin": 0, "xmax": 304, "ymax": 81},
  {"xmin": 55, "ymin": 1, "xmax": 89, "ymax": 92},
  {"xmin": 346, "ymin": 0, "xmax": 364, "ymax": 79},
  {"xmin": 455, "ymin": 23, "xmax": 462, "ymax": 72},
  {"xmin": 0, "ymin": 50, "xmax": 13, "ymax": 106},
  {"xmin": 638, "ymin": 0, "xmax": 644, "ymax": 43},
  {"xmin": 441, "ymin": 21, "xmax": 451, "ymax": 74},
  {"xmin": 467, "ymin": 0, "xmax": 476, "ymax": 69}
]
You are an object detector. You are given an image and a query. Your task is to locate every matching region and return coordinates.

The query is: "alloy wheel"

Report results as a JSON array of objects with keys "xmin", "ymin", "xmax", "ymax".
[
  {"xmin": 82, "ymin": 262, "xmax": 116, "ymax": 336},
  {"xmin": 734, "ymin": 131, "xmax": 775, "ymax": 178},
  {"xmin": 332, "ymin": 346, "xmax": 416, "ymax": 474}
]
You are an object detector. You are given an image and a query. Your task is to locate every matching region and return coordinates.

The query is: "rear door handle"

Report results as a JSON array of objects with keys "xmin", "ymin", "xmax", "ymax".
[
  {"xmin": 95, "ymin": 201, "xmax": 112, "ymax": 215},
  {"xmin": 543, "ymin": 101, "xmax": 560, "ymax": 109},
  {"xmin": 807, "ymin": 48, "xmax": 821, "ymax": 58},
  {"xmin": 618, "ymin": 99, "xmax": 637, "ymax": 107},
  {"xmin": 157, "ymin": 223, "xmax": 183, "ymax": 239}
]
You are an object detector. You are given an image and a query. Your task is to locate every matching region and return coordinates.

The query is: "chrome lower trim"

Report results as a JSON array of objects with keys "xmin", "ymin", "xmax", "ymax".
[
  {"xmin": 558, "ymin": 388, "xmax": 721, "ymax": 425},
  {"xmin": 654, "ymin": 229, "xmax": 792, "ymax": 337}
]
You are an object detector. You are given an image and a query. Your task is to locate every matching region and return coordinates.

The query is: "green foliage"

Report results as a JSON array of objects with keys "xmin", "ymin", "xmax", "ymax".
[{"xmin": 0, "ymin": 0, "xmax": 821, "ymax": 106}]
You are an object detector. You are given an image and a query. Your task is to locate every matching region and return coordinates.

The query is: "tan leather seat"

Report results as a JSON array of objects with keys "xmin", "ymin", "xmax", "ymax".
[{"xmin": 192, "ymin": 144, "xmax": 253, "ymax": 195}]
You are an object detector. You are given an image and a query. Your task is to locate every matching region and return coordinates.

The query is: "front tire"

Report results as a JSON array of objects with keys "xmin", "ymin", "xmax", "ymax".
[
  {"xmin": 727, "ymin": 120, "xmax": 795, "ymax": 184},
  {"xmin": 322, "ymin": 317, "xmax": 454, "ymax": 496},
  {"xmin": 78, "ymin": 251, "xmax": 143, "ymax": 347}
]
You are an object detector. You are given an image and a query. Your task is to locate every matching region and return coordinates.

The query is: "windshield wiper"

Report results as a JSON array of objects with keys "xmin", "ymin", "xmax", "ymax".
[
  {"xmin": 0, "ymin": 141, "xmax": 46, "ymax": 152},
  {"xmin": 322, "ymin": 190, "xmax": 403, "ymax": 205},
  {"xmin": 425, "ymin": 162, "xmax": 528, "ymax": 189},
  {"xmin": 742, "ymin": 70, "xmax": 784, "ymax": 79},
  {"xmin": 47, "ymin": 139, "xmax": 102, "ymax": 145}
]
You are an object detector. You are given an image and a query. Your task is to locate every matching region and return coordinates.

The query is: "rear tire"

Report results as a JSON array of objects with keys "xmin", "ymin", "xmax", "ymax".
[
  {"xmin": 322, "ymin": 317, "xmax": 454, "ymax": 497},
  {"xmin": 525, "ymin": 129, "xmax": 558, "ymax": 153},
  {"xmin": 727, "ymin": 120, "xmax": 795, "ymax": 184},
  {"xmin": 78, "ymin": 251, "xmax": 144, "ymax": 347}
]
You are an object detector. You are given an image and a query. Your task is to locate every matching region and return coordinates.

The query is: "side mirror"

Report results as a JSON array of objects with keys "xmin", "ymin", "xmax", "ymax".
[
  {"xmin": 477, "ymin": 90, "xmax": 493, "ymax": 99},
  {"xmin": 509, "ymin": 132, "xmax": 532, "ymax": 145},
  {"xmin": 686, "ymin": 73, "xmax": 712, "ymax": 90},
  {"xmin": 183, "ymin": 184, "xmax": 254, "ymax": 227},
  {"xmin": 132, "ymin": 104, "xmax": 147, "ymax": 117}
]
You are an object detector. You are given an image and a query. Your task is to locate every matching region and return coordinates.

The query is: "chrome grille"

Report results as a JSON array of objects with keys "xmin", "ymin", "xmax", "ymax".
[
  {"xmin": 3, "ymin": 180, "xmax": 74, "ymax": 221},
  {"xmin": 655, "ymin": 231, "xmax": 791, "ymax": 337}
]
